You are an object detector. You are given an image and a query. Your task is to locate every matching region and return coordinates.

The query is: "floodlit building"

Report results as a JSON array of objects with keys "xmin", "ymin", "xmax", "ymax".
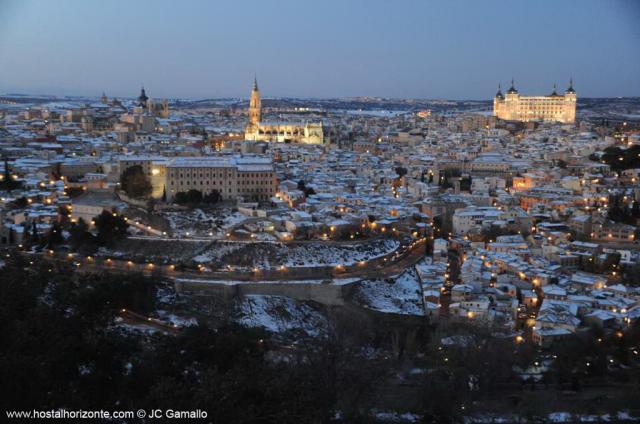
[
  {"xmin": 244, "ymin": 78, "xmax": 325, "ymax": 144},
  {"xmin": 493, "ymin": 79, "xmax": 576, "ymax": 123},
  {"xmin": 165, "ymin": 156, "xmax": 278, "ymax": 202}
]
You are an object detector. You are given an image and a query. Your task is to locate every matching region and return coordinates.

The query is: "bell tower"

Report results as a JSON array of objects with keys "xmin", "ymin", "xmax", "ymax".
[{"xmin": 248, "ymin": 77, "xmax": 261, "ymax": 126}]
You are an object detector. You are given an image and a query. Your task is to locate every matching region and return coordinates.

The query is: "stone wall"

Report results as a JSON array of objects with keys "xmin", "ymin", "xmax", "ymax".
[{"xmin": 174, "ymin": 278, "xmax": 358, "ymax": 306}]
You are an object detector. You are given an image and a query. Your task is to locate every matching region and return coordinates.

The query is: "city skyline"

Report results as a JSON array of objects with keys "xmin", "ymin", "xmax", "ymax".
[
  {"xmin": 3, "ymin": 2, "xmax": 640, "ymax": 420},
  {"xmin": 1, "ymin": 0, "xmax": 639, "ymax": 100}
]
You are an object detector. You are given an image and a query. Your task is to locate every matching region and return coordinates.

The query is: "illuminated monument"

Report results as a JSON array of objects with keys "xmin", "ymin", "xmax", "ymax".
[
  {"xmin": 493, "ymin": 79, "xmax": 576, "ymax": 123},
  {"xmin": 244, "ymin": 78, "xmax": 325, "ymax": 144}
]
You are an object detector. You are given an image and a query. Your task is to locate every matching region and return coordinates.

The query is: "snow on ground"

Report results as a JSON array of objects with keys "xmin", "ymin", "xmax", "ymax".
[
  {"xmin": 463, "ymin": 412, "xmax": 639, "ymax": 423},
  {"xmin": 343, "ymin": 109, "xmax": 409, "ymax": 117},
  {"xmin": 352, "ymin": 269, "xmax": 424, "ymax": 316},
  {"xmin": 114, "ymin": 322, "xmax": 160, "ymax": 335},
  {"xmin": 193, "ymin": 243, "xmax": 243, "ymax": 263},
  {"xmin": 104, "ymin": 239, "xmax": 241, "ymax": 264},
  {"xmin": 163, "ymin": 208, "xmax": 248, "ymax": 238},
  {"xmin": 546, "ymin": 411, "xmax": 638, "ymax": 422},
  {"xmin": 78, "ymin": 364, "xmax": 92, "ymax": 375},
  {"xmin": 254, "ymin": 232, "xmax": 278, "ymax": 241},
  {"xmin": 213, "ymin": 237, "xmax": 400, "ymax": 270},
  {"xmin": 173, "ymin": 277, "xmax": 360, "ymax": 286},
  {"xmin": 106, "ymin": 237, "xmax": 399, "ymax": 270},
  {"xmin": 281, "ymin": 238, "xmax": 399, "ymax": 267},
  {"xmin": 374, "ymin": 411, "xmax": 421, "ymax": 423},
  {"xmin": 235, "ymin": 295, "xmax": 327, "ymax": 337},
  {"xmin": 156, "ymin": 310, "xmax": 198, "ymax": 327},
  {"xmin": 156, "ymin": 285, "xmax": 177, "ymax": 305}
]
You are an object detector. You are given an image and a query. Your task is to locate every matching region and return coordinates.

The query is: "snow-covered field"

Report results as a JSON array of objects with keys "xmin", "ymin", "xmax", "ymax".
[
  {"xmin": 192, "ymin": 243, "xmax": 244, "ymax": 263},
  {"xmin": 352, "ymin": 269, "xmax": 424, "ymax": 316},
  {"xmin": 107, "ymin": 237, "xmax": 399, "ymax": 270},
  {"xmin": 162, "ymin": 208, "xmax": 248, "ymax": 237},
  {"xmin": 235, "ymin": 295, "xmax": 328, "ymax": 337},
  {"xmin": 103, "ymin": 239, "xmax": 242, "ymax": 264},
  {"xmin": 374, "ymin": 411, "xmax": 421, "ymax": 423},
  {"xmin": 213, "ymin": 238, "xmax": 400, "ymax": 269},
  {"xmin": 282, "ymin": 239, "xmax": 399, "ymax": 267}
]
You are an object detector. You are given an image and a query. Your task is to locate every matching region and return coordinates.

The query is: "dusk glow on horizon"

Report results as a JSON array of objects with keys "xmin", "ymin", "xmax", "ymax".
[
  {"xmin": 3, "ymin": 1, "xmax": 640, "ymax": 420},
  {"xmin": 1, "ymin": 0, "xmax": 639, "ymax": 99}
]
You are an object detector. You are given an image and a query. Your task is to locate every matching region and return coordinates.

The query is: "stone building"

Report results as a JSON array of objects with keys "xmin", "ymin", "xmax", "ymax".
[
  {"xmin": 137, "ymin": 86, "xmax": 169, "ymax": 118},
  {"xmin": 165, "ymin": 156, "xmax": 277, "ymax": 202},
  {"xmin": 493, "ymin": 79, "xmax": 576, "ymax": 123},
  {"xmin": 244, "ymin": 78, "xmax": 325, "ymax": 144},
  {"xmin": 119, "ymin": 155, "xmax": 278, "ymax": 202}
]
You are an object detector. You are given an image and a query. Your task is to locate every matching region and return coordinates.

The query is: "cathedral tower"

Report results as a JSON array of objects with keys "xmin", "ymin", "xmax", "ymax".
[
  {"xmin": 138, "ymin": 86, "xmax": 149, "ymax": 108},
  {"xmin": 248, "ymin": 77, "xmax": 262, "ymax": 126}
]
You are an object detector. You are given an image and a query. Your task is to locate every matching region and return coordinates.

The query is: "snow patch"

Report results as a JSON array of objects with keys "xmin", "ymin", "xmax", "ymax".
[
  {"xmin": 353, "ymin": 269, "xmax": 424, "ymax": 316},
  {"xmin": 236, "ymin": 295, "xmax": 327, "ymax": 337}
]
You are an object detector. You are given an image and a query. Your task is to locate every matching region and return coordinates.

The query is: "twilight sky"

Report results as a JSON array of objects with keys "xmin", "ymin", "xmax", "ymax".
[{"xmin": 0, "ymin": 0, "xmax": 639, "ymax": 100}]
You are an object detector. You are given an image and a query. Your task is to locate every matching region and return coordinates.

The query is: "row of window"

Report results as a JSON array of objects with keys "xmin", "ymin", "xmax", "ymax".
[
  {"xmin": 169, "ymin": 181, "xmax": 274, "ymax": 193},
  {"xmin": 170, "ymin": 180, "xmax": 273, "ymax": 187},
  {"xmin": 170, "ymin": 171, "xmax": 274, "ymax": 178}
]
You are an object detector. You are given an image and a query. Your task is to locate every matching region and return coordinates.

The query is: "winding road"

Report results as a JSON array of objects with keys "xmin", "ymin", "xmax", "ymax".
[{"xmin": 22, "ymin": 237, "xmax": 428, "ymax": 283}]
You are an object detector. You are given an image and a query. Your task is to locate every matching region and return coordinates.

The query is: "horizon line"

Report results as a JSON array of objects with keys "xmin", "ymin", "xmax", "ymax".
[{"xmin": 2, "ymin": 91, "xmax": 639, "ymax": 104}]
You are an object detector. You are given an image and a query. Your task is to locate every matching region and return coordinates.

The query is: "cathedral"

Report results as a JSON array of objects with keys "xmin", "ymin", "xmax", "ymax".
[
  {"xmin": 244, "ymin": 78, "xmax": 325, "ymax": 144},
  {"xmin": 136, "ymin": 86, "xmax": 169, "ymax": 118},
  {"xmin": 493, "ymin": 79, "xmax": 576, "ymax": 124}
]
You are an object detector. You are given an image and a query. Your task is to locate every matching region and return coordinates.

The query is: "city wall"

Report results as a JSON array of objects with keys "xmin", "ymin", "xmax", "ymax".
[{"xmin": 174, "ymin": 278, "xmax": 357, "ymax": 306}]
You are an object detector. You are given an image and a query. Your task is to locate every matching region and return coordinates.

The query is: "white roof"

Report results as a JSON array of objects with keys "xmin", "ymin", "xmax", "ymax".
[{"xmin": 167, "ymin": 156, "xmax": 274, "ymax": 171}]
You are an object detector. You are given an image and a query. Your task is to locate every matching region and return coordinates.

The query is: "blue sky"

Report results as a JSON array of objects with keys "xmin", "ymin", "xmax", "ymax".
[{"xmin": 0, "ymin": 0, "xmax": 638, "ymax": 99}]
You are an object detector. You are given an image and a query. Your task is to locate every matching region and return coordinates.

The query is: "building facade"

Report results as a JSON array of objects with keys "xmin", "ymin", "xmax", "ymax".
[
  {"xmin": 136, "ymin": 86, "xmax": 170, "ymax": 118},
  {"xmin": 120, "ymin": 155, "xmax": 277, "ymax": 202},
  {"xmin": 165, "ymin": 156, "xmax": 278, "ymax": 202},
  {"xmin": 244, "ymin": 78, "xmax": 325, "ymax": 144},
  {"xmin": 493, "ymin": 80, "xmax": 576, "ymax": 123}
]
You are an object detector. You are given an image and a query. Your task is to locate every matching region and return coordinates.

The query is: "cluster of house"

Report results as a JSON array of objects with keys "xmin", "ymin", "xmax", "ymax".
[
  {"xmin": 1, "ymin": 93, "xmax": 639, "ymax": 347},
  {"xmin": 414, "ymin": 231, "xmax": 640, "ymax": 346}
]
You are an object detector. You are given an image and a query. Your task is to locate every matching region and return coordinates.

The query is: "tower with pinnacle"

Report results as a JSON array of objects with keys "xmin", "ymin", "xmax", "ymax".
[
  {"xmin": 248, "ymin": 77, "xmax": 262, "ymax": 127},
  {"xmin": 493, "ymin": 78, "xmax": 576, "ymax": 123}
]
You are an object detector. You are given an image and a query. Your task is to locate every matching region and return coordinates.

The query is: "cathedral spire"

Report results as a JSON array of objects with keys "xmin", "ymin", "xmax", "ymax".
[{"xmin": 248, "ymin": 76, "xmax": 262, "ymax": 126}]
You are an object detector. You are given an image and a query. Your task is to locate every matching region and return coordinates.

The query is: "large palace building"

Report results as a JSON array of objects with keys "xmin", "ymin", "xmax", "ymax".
[
  {"xmin": 493, "ymin": 79, "xmax": 576, "ymax": 123},
  {"xmin": 119, "ymin": 155, "xmax": 278, "ymax": 202},
  {"xmin": 244, "ymin": 78, "xmax": 325, "ymax": 144},
  {"xmin": 165, "ymin": 156, "xmax": 277, "ymax": 202}
]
